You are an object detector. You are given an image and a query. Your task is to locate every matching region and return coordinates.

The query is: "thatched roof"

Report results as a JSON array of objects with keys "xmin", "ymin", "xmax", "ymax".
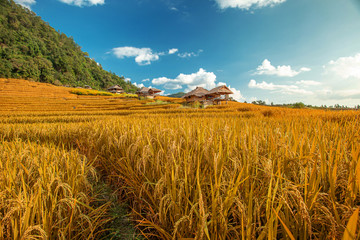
[
  {"xmin": 182, "ymin": 87, "xmax": 209, "ymax": 98},
  {"xmin": 108, "ymin": 85, "xmax": 123, "ymax": 90},
  {"xmin": 149, "ymin": 88, "xmax": 162, "ymax": 93},
  {"xmin": 136, "ymin": 87, "xmax": 149, "ymax": 93},
  {"xmin": 207, "ymin": 85, "xmax": 233, "ymax": 95},
  {"xmin": 137, "ymin": 87, "xmax": 162, "ymax": 94}
]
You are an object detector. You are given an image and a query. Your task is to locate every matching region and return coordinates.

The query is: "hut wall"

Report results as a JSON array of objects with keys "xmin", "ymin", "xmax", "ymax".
[
  {"xmin": 206, "ymin": 94, "xmax": 220, "ymax": 100},
  {"xmin": 109, "ymin": 89, "xmax": 124, "ymax": 94},
  {"xmin": 203, "ymin": 100, "xmax": 214, "ymax": 106},
  {"xmin": 186, "ymin": 96, "xmax": 206, "ymax": 102}
]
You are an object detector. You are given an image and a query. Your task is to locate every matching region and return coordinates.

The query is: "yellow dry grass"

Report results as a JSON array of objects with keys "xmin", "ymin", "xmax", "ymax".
[{"xmin": 1, "ymin": 79, "xmax": 359, "ymax": 239}]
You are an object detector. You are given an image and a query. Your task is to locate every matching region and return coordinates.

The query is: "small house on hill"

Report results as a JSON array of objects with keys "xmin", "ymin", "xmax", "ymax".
[
  {"xmin": 182, "ymin": 87, "xmax": 210, "ymax": 103},
  {"xmin": 182, "ymin": 85, "xmax": 233, "ymax": 105},
  {"xmin": 206, "ymin": 85, "xmax": 233, "ymax": 104},
  {"xmin": 136, "ymin": 87, "xmax": 162, "ymax": 99},
  {"xmin": 108, "ymin": 85, "xmax": 124, "ymax": 94}
]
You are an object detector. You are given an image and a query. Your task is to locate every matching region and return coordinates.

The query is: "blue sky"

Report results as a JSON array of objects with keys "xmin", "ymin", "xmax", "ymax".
[{"xmin": 15, "ymin": 0, "xmax": 360, "ymax": 106}]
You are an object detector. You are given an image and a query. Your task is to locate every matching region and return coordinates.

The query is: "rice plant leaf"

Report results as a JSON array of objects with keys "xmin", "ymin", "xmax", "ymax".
[
  {"xmin": 342, "ymin": 208, "xmax": 359, "ymax": 240},
  {"xmin": 273, "ymin": 208, "xmax": 295, "ymax": 240}
]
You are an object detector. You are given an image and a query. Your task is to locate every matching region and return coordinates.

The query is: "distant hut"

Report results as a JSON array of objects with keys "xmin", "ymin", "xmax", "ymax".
[
  {"xmin": 182, "ymin": 85, "xmax": 233, "ymax": 105},
  {"xmin": 136, "ymin": 87, "xmax": 148, "ymax": 98},
  {"xmin": 84, "ymin": 85, "xmax": 92, "ymax": 89},
  {"xmin": 182, "ymin": 87, "xmax": 209, "ymax": 103},
  {"xmin": 136, "ymin": 87, "xmax": 162, "ymax": 99},
  {"xmin": 108, "ymin": 85, "xmax": 124, "ymax": 94},
  {"xmin": 206, "ymin": 85, "xmax": 233, "ymax": 105}
]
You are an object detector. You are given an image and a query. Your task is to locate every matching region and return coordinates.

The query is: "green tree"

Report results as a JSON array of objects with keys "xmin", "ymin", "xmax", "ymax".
[{"xmin": 0, "ymin": 0, "xmax": 138, "ymax": 92}]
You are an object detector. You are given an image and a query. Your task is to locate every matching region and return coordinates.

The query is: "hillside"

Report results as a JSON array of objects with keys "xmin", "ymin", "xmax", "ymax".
[
  {"xmin": 167, "ymin": 91, "xmax": 185, "ymax": 98},
  {"xmin": 0, "ymin": 0, "xmax": 137, "ymax": 92}
]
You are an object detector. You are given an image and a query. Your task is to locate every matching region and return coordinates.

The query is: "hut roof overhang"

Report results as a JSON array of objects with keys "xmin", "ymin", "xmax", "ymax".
[
  {"xmin": 149, "ymin": 88, "xmax": 162, "ymax": 93},
  {"xmin": 108, "ymin": 85, "xmax": 123, "ymax": 91},
  {"xmin": 182, "ymin": 86, "xmax": 233, "ymax": 98},
  {"xmin": 136, "ymin": 87, "xmax": 162, "ymax": 94},
  {"xmin": 206, "ymin": 85, "xmax": 233, "ymax": 95},
  {"xmin": 182, "ymin": 87, "xmax": 210, "ymax": 98},
  {"xmin": 136, "ymin": 87, "xmax": 149, "ymax": 94}
]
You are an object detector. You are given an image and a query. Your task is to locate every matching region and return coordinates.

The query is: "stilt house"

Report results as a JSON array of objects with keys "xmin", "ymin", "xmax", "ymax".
[
  {"xmin": 136, "ymin": 87, "xmax": 162, "ymax": 99},
  {"xmin": 206, "ymin": 85, "xmax": 234, "ymax": 104},
  {"xmin": 182, "ymin": 87, "xmax": 210, "ymax": 103},
  {"xmin": 107, "ymin": 85, "xmax": 124, "ymax": 94},
  {"xmin": 182, "ymin": 85, "xmax": 233, "ymax": 105}
]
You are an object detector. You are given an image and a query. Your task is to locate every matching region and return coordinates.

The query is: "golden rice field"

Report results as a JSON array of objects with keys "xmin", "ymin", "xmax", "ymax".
[{"xmin": 0, "ymin": 78, "xmax": 359, "ymax": 239}]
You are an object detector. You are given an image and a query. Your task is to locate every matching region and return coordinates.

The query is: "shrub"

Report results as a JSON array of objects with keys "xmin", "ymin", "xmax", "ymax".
[{"xmin": 293, "ymin": 102, "xmax": 306, "ymax": 108}]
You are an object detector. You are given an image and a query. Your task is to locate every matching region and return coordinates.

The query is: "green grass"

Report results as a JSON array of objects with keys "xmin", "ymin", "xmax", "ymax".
[{"xmin": 93, "ymin": 182, "xmax": 142, "ymax": 240}]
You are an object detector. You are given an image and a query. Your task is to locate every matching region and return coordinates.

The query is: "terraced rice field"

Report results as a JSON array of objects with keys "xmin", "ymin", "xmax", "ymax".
[{"xmin": 0, "ymin": 78, "xmax": 359, "ymax": 239}]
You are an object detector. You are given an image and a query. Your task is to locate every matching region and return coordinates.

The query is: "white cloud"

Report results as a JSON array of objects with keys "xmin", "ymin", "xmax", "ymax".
[
  {"xmin": 296, "ymin": 53, "xmax": 360, "ymax": 105},
  {"xmin": 335, "ymin": 90, "xmax": 360, "ymax": 99},
  {"xmin": 215, "ymin": 0, "xmax": 286, "ymax": 10},
  {"xmin": 125, "ymin": 78, "xmax": 131, "ymax": 82},
  {"xmin": 152, "ymin": 68, "xmax": 217, "ymax": 91},
  {"xmin": 229, "ymin": 87, "xmax": 244, "ymax": 101},
  {"xmin": 217, "ymin": 82, "xmax": 227, "ymax": 86},
  {"xmin": 169, "ymin": 48, "xmax": 179, "ymax": 54},
  {"xmin": 178, "ymin": 49, "xmax": 203, "ymax": 58},
  {"xmin": 178, "ymin": 53, "xmax": 194, "ymax": 58},
  {"xmin": 247, "ymin": 53, "xmax": 360, "ymax": 105},
  {"xmin": 111, "ymin": 47, "xmax": 187, "ymax": 65},
  {"xmin": 317, "ymin": 89, "xmax": 360, "ymax": 101},
  {"xmin": 300, "ymin": 67, "xmax": 312, "ymax": 72},
  {"xmin": 164, "ymin": 82, "xmax": 183, "ymax": 90},
  {"xmin": 151, "ymin": 77, "xmax": 183, "ymax": 90},
  {"xmin": 133, "ymin": 82, "xmax": 145, "ymax": 88},
  {"xmin": 152, "ymin": 69, "xmax": 244, "ymax": 101},
  {"xmin": 255, "ymin": 59, "xmax": 311, "ymax": 77},
  {"xmin": 248, "ymin": 79, "xmax": 276, "ymax": 90},
  {"xmin": 14, "ymin": 0, "xmax": 36, "ymax": 9},
  {"xmin": 58, "ymin": 0, "xmax": 105, "ymax": 7},
  {"xmin": 249, "ymin": 96, "xmax": 258, "ymax": 102},
  {"xmin": 295, "ymin": 80, "xmax": 321, "ymax": 86},
  {"xmin": 142, "ymin": 78, "xmax": 150, "ymax": 82},
  {"xmin": 325, "ymin": 53, "xmax": 360, "ymax": 79},
  {"xmin": 112, "ymin": 47, "xmax": 160, "ymax": 65},
  {"xmin": 248, "ymin": 79, "xmax": 313, "ymax": 95}
]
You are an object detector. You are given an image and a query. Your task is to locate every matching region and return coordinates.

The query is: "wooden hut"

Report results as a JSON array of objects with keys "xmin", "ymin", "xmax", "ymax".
[
  {"xmin": 206, "ymin": 85, "xmax": 233, "ymax": 105},
  {"xmin": 107, "ymin": 85, "xmax": 124, "ymax": 94},
  {"xmin": 136, "ymin": 87, "xmax": 162, "ymax": 99},
  {"xmin": 136, "ymin": 87, "xmax": 149, "ymax": 97},
  {"xmin": 182, "ymin": 87, "xmax": 209, "ymax": 103},
  {"xmin": 182, "ymin": 85, "xmax": 233, "ymax": 105}
]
